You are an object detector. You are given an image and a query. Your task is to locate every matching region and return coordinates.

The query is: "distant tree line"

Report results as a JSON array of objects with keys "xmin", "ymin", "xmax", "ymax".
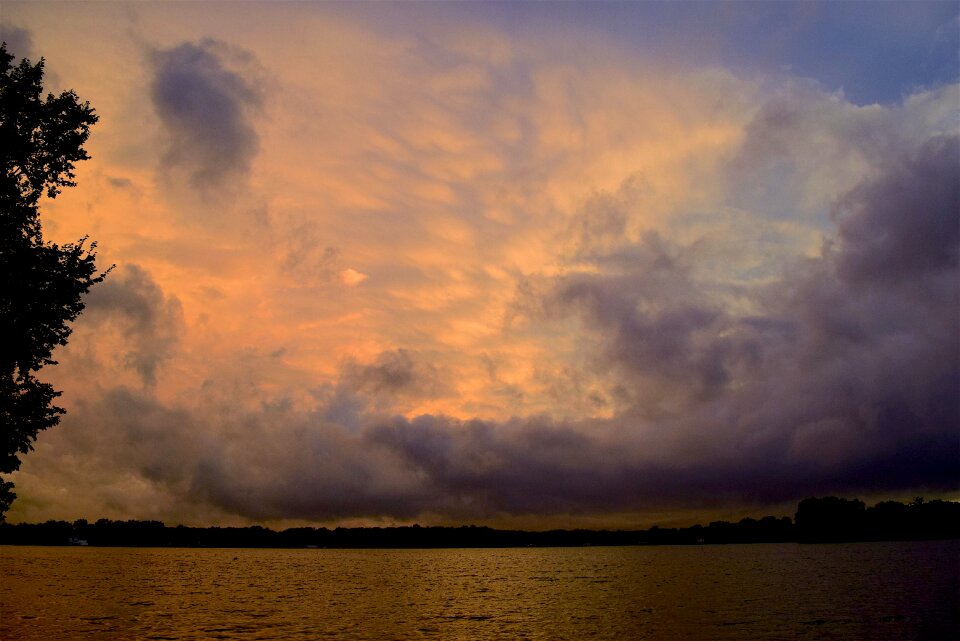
[
  {"xmin": 794, "ymin": 496, "xmax": 958, "ymax": 543},
  {"xmin": 0, "ymin": 497, "xmax": 956, "ymax": 548}
]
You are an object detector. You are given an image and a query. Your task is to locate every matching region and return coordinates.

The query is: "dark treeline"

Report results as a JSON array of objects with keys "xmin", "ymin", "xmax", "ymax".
[{"xmin": 0, "ymin": 497, "xmax": 956, "ymax": 548}]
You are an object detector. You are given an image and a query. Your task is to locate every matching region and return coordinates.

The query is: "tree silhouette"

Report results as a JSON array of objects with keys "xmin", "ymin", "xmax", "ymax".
[
  {"xmin": 0, "ymin": 43, "xmax": 108, "ymax": 518},
  {"xmin": 795, "ymin": 496, "xmax": 867, "ymax": 542}
]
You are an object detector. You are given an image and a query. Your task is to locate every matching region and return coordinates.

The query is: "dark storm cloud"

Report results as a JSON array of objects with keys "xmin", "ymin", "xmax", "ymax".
[
  {"xmin": 80, "ymin": 387, "xmax": 203, "ymax": 486},
  {"xmin": 362, "ymin": 415, "xmax": 647, "ymax": 516},
  {"xmin": 0, "ymin": 25, "xmax": 33, "ymax": 59},
  {"xmin": 833, "ymin": 135, "xmax": 959, "ymax": 285},
  {"xmin": 760, "ymin": 135, "xmax": 960, "ymax": 491},
  {"xmin": 188, "ymin": 413, "xmax": 431, "ymax": 521},
  {"xmin": 539, "ymin": 134, "xmax": 960, "ymax": 502},
  {"xmin": 83, "ymin": 264, "xmax": 183, "ymax": 386},
  {"xmin": 150, "ymin": 39, "xmax": 263, "ymax": 189}
]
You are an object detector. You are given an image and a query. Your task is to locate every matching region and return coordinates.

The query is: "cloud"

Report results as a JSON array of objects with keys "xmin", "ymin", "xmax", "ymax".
[
  {"xmin": 550, "ymin": 232, "xmax": 732, "ymax": 405},
  {"xmin": 767, "ymin": 134, "xmax": 960, "ymax": 484},
  {"xmin": 0, "ymin": 25, "xmax": 33, "ymax": 59},
  {"xmin": 341, "ymin": 349, "xmax": 448, "ymax": 401},
  {"xmin": 5, "ymin": 7, "xmax": 957, "ymax": 526},
  {"xmin": 150, "ymin": 39, "xmax": 263, "ymax": 191},
  {"xmin": 522, "ymin": 134, "xmax": 960, "ymax": 502},
  {"xmin": 81, "ymin": 264, "xmax": 184, "ymax": 386},
  {"xmin": 832, "ymin": 135, "xmax": 959, "ymax": 285},
  {"xmin": 189, "ymin": 131, "xmax": 956, "ymax": 522},
  {"xmin": 12, "ymin": 131, "xmax": 958, "ymax": 522},
  {"xmin": 339, "ymin": 268, "xmax": 368, "ymax": 287}
]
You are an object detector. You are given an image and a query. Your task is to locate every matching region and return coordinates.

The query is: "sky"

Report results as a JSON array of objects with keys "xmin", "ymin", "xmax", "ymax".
[{"xmin": 2, "ymin": 1, "xmax": 958, "ymax": 529}]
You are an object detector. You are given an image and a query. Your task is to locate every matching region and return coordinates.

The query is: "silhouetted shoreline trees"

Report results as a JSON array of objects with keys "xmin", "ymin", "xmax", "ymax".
[{"xmin": 1, "ymin": 497, "xmax": 956, "ymax": 548}]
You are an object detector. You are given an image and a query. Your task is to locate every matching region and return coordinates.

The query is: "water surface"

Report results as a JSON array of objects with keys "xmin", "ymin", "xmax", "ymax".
[{"xmin": 2, "ymin": 540, "xmax": 956, "ymax": 640}]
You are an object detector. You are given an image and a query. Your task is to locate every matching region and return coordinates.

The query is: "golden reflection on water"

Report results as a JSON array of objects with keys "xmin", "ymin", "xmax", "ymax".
[{"xmin": 1, "ymin": 542, "xmax": 957, "ymax": 640}]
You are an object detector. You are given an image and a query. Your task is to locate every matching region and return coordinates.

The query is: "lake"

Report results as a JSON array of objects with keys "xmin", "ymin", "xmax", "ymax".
[{"xmin": 1, "ymin": 540, "xmax": 957, "ymax": 640}]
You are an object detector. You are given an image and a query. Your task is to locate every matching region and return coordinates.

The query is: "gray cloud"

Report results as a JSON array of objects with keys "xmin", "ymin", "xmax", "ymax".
[
  {"xmin": 0, "ymin": 25, "xmax": 33, "ymax": 60},
  {"xmin": 540, "ymin": 134, "xmax": 960, "ymax": 501},
  {"xmin": 150, "ymin": 39, "xmax": 263, "ymax": 190},
  {"xmin": 762, "ymin": 135, "xmax": 959, "ymax": 488},
  {"xmin": 550, "ymin": 232, "xmax": 734, "ymax": 403},
  {"xmin": 833, "ymin": 135, "xmax": 959, "ymax": 285},
  {"xmin": 83, "ymin": 264, "xmax": 184, "ymax": 386},
  {"xmin": 341, "ymin": 349, "xmax": 448, "ymax": 401}
]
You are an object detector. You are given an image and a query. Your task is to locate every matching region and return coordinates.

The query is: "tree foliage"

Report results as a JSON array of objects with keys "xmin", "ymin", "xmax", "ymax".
[{"xmin": 0, "ymin": 43, "xmax": 108, "ymax": 518}]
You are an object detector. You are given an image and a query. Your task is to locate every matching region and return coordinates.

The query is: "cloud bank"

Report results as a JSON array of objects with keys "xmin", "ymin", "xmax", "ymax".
[{"xmin": 5, "ymin": 5, "xmax": 958, "ymax": 526}]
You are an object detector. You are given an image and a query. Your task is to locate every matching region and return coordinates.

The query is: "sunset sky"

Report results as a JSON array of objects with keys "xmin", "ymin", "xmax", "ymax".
[{"xmin": 3, "ymin": 1, "xmax": 958, "ymax": 529}]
